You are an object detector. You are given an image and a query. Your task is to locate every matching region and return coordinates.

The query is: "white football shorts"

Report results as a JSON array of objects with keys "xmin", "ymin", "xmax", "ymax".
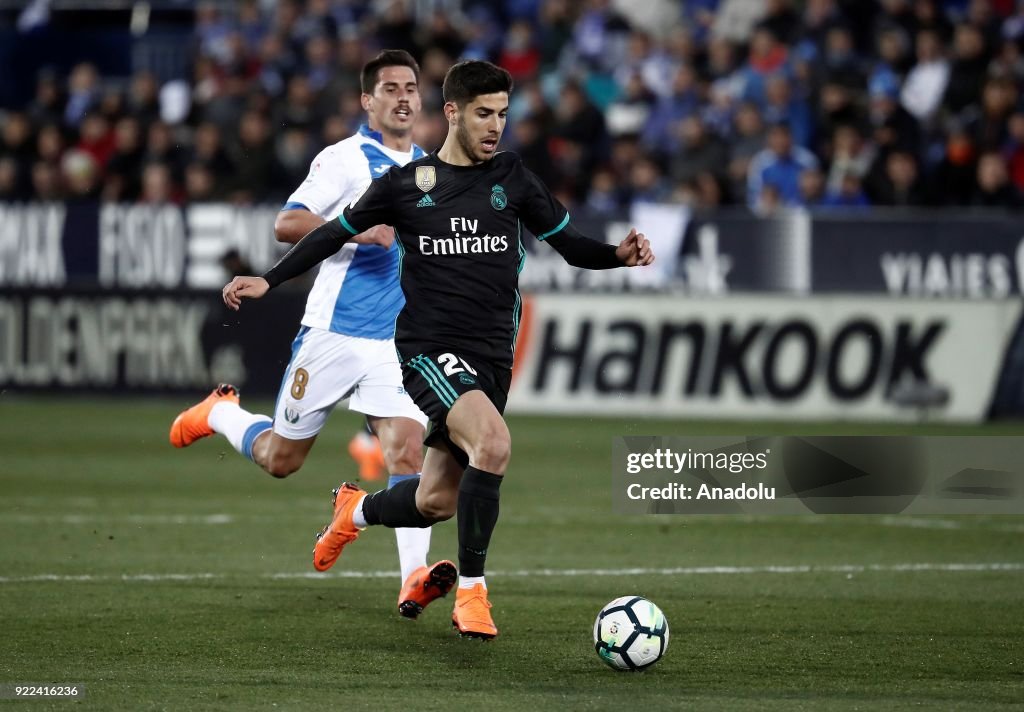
[{"xmin": 272, "ymin": 326, "xmax": 428, "ymax": 440}]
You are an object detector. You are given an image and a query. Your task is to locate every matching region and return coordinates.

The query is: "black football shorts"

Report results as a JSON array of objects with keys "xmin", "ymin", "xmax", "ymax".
[{"xmin": 400, "ymin": 348, "xmax": 512, "ymax": 468}]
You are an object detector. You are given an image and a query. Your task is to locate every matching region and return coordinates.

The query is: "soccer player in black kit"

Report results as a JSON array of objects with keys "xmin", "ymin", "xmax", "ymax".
[{"xmin": 222, "ymin": 60, "xmax": 654, "ymax": 639}]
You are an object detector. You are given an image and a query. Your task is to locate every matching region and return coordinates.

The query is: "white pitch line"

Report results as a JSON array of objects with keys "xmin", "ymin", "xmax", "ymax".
[
  {"xmin": 0, "ymin": 514, "xmax": 235, "ymax": 525},
  {"xmin": 1, "ymin": 562, "xmax": 1022, "ymax": 585}
]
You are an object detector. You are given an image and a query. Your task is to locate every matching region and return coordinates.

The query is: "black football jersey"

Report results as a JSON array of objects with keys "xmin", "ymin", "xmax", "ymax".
[{"xmin": 340, "ymin": 151, "xmax": 569, "ymax": 369}]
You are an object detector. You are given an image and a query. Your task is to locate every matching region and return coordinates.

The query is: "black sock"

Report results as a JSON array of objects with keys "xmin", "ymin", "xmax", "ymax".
[
  {"xmin": 361, "ymin": 478, "xmax": 431, "ymax": 528},
  {"xmin": 457, "ymin": 466, "xmax": 503, "ymax": 578}
]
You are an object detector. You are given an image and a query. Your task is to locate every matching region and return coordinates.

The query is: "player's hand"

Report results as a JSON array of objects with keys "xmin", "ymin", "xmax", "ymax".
[
  {"xmin": 616, "ymin": 228, "xmax": 655, "ymax": 267},
  {"xmin": 222, "ymin": 276, "xmax": 270, "ymax": 311},
  {"xmin": 352, "ymin": 224, "xmax": 395, "ymax": 248}
]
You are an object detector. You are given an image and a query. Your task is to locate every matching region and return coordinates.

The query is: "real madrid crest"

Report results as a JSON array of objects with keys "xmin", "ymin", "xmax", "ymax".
[
  {"xmin": 415, "ymin": 166, "xmax": 436, "ymax": 193},
  {"xmin": 490, "ymin": 184, "xmax": 507, "ymax": 210}
]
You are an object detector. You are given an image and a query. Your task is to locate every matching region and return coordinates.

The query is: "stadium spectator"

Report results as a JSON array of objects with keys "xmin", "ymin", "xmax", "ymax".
[
  {"xmin": 585, "ymin": 167, "xmax": 624, "ymax": 213},
  {"xmin": 747, "ymin": 122, "xmax": 821, "ymax": 208},
  {"xmin": 762, "ymin": 73, "xmax": 814, "ymax": 149},
  {"xmin": 184, "ymin": 161, "xmax": 218, "ymax": 202},
  {"xmin": 274, "ymin": 75, "xmax": 321, "ymax": 130},
  {"xmin": 27, "ymin": 69, "xmax": 64, "ymax": 126},
  {"xmin": 498, "ymin": 20, "xmax": 541, "ymax": 81},
  {"xmin": 943, "ymin": 23, "xmax": 990, "ymax": 115},
  {"xmin": 63, "ymin": 62, "xmax": 100, "ymax": 127},
  {"xmin": 34, "ymin": 123, "xmax": 65, "ymax": 168},
  {"xmin": 928, "ymin": 121, "xmax": 978, "ymax": 204},
  {"xmin": 669, "ymin": 115, "xmax": 728, "ymax": 186},
  {"xmin": 869, "ymin": 72, "xmax": 922, "ymax": 155},
  {"xmin": 820, "ymin": 25, "xmax": 867, "ymax": 91},
  {"xmin": 139, "ymin": 161, "xmax": 179, "ymax": 204},
  {"xmin": 825, "ymin": 124, "xmax": 876, "ymax": 194},
  {"xmin": 727, "ymin": 101, "xmax": 767, "ymax": 197},
  {"xmin": 678, "ymin": 170, "xmax": 731, "ymax": 208},
  {"xmin": 227, "ymin": 111, "xmax": 281, "ymax": 202},
  {"xmin": 971, "ymin": 150, "xmax": 1024, "ymax": 207},
  {"xmin": 968, "ymin": 75, "xmax": 1017, "ymax": 149},
  {"xmin": 275, "ymin": 126, "xmax": 314, "ymax": 190},
  {"xmin": 142, "ymin": 121, "xmax": 186, "ymax": 182},
  {"xmin": 739, "ymin": 26, "xmax": 791, "ymax": 107},
  {"xmin": 900, "ymin": 29, "xmax": 951, "ymax": 122},
  {"xmin": 551, "ymin": 79, "xmax": 606, "ymax": 175},
  {"xmin": 537, "ymin": 0, "xmax": 575, "ymax": 71},
  {"xmin": 867, "ymin": 149, "xmax": 928, "ymax": 206},
  {"xmin": 0, "ymin": 157, "xmax": 22, "ymax": 201},
  {"xmin": 127, "ymin": 71, "xmax": 162, "ymax": 129},
  {"xmin": 30, "ymin": 161, "xmax": 61, "ymax": 202},
  {"xmin": 798, "ymin": 165, "xmax": 826, "ymax": 206},
  {"xmin": 605, "ymin": 72, "xmax": 655, "ymax": 137},
  {"xmin": 75, "ymin": 114, "xmax": 115, "ymax": 170},
  {"xmin": 190, "ymin": 121, "xmax": 235, "ymax": 182},
  {"xmin": 642, "ymin": 64, "xmax": 700, "ymax": 151},
  {"xmin": 511, "ymin": 113, "xmax": 555, "ymax": 185},
  {"xmin": 1, "ymin": 112, "xmax": 33, "ymax": 193},
  {"xmin": 988, "ymin": 37, "xmax": 1024, "ymax": 83},
  {"xmin": 102, "ymin": 117, "xmax": 145, "ymax": 202}
]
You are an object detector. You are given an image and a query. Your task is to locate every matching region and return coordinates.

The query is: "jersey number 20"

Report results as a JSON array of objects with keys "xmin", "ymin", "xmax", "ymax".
[{"xmin": 438, "ymin": 353, "xmax": 477, "ymax": 377}]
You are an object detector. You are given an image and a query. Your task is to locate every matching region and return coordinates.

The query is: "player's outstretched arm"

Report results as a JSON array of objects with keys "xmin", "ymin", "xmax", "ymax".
[
  {"xmin": 545, "ymin": 224, "xmax": 655, "ymax": 270},
  {"xmin": 221, "ymin": 218, "xmax": 353, "ymax": 311}
]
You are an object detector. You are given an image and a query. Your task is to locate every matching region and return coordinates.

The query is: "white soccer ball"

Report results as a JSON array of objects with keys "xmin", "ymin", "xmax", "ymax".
[{"xmin": 593, "ymin": 596, "xmax": 669, "ymax": 671}]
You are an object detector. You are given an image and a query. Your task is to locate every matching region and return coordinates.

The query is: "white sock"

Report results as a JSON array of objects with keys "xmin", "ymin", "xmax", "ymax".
[
  {"xmin": 459, "ymin": 576, "xmax": 485, "ymax": 590},
  {"xmin": 350, "ymin": 495, "xmax": 368, "ymax": 529},
  {"xmin": 395, "ymin": 527, "xmax": 430, "ymax": 582},
  {"xmin": 208, "ymin": 401, "xmax": 272, "ymax": 461}
]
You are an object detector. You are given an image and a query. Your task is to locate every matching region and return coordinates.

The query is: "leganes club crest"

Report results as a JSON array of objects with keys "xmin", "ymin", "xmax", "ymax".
[{"xmin": 415, "ymin": 166, "xmax": 436, "ymax": 192}]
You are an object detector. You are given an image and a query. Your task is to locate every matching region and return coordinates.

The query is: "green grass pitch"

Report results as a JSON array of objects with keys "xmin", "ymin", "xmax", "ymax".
[{"xmin": 1, "ymin": 396, "xmax": 1022, "ymax": 710}]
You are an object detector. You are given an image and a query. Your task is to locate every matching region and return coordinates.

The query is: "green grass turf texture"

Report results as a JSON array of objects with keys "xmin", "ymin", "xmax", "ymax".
[{"xmin": 1, "ymin": 396, "xmax": 1022, "ymax": 711}]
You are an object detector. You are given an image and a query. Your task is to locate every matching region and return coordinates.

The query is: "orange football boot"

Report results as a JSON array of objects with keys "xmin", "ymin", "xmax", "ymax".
[
  {"xmin": 452, "ymin": 583, "xmax": 497, "ymax": 639},
  {"xmin": 398, "ymin": 560, "xmax": 458, "ymax": 619},
  {"xmin": 313, "ymin": 483, "xmax": 366, "ymax": 572},
  {"xmin": 169, "ymin": 384, "xmax": 239, "ymax": 448},
  {"xmin": 347, "ymin": 431, "xmax": 386, "ymax": 481}
]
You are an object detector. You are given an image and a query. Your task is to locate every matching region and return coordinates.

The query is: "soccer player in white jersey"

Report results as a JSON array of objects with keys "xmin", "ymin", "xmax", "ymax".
[{"xmin": 170, "ymin": 50, "xmax": 456, "ymax": 619}]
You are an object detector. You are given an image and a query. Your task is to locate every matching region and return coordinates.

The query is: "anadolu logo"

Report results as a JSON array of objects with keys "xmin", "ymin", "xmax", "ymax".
[{"xmin": 490, "ymin": 184, "xmax": 507, "ymax": 210}]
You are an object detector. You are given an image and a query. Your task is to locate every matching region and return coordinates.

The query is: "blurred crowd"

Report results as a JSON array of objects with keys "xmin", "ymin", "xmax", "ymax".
[{"xmin": 4, "ymin": 0, "xmax": 1024, "ymax": 213}]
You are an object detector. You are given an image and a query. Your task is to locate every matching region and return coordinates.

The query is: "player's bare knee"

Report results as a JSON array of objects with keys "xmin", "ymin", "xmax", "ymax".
[{"xmin": 470, "ymin": 429, "xmax": 511, "ymax": 473}]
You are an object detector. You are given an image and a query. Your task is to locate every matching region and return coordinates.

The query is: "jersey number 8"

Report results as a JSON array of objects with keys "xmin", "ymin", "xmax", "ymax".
[{"xmin": 290, "ymin": 368, "xmax": 310, "ymax": 399}]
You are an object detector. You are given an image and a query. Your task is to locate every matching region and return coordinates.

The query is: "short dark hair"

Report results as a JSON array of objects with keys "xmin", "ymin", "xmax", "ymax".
[
  {"xmin": 442, "ymin": 60, "xmax": 513, "ymax": 107},
  {"xmin": 360, "ymin": 50, "xmax": 420, "ymax": 94}
]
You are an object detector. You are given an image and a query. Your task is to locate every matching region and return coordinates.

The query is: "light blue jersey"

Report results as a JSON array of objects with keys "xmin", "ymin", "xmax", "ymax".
[{"xmin": 282, "ymin": 125, "xmax": 425, "ymax": 339}]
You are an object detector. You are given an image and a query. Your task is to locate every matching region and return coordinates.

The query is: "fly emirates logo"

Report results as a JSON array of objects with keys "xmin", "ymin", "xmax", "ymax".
[{"xmin": 419, "ymin": 217, "xmax": 508, "ymax": 256}]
